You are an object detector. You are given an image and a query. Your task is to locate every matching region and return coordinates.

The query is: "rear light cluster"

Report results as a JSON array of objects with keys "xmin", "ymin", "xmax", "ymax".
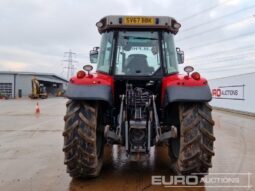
[
  {"xmin": 191, "ymin": 72, "xmax": 200, "ymax": 80},
  {"xmin": 77, "ymin": 70, "xmax": 86, "ymax": 79},
  {"xmin": 184, "ymin": 66, "xmax": 201, "ymax": 80},
  {"xmin": 76, "ymin": 65, "xmax": 94, "ymax": 79}
]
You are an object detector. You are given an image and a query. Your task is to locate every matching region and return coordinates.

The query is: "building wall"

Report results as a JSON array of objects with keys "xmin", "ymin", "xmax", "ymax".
[
  {"xmin": 0, "ymin": 74, "xmax": 15, "ymax": 98},
  {"xmin": 0, "ymin": 73, "xmax": 67, "ymax": 98},
  {"xmin": 209, "ymin": 73, "xmax": 255, "ymax": 114},
  {"xmin": 15, "ymin": 75, "xmax": 33, "ymax": 98}
]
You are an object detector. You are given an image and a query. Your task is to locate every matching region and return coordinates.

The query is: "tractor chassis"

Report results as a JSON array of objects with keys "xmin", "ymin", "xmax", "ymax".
[{"xmin": 104, "ymin": 90, "xmax": 177, "ymax": 160}]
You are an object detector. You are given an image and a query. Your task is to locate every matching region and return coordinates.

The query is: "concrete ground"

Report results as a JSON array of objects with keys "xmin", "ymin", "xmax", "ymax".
[{"xmin": 0, "ymin": 98, "xmax": 254, "ymax": 191}]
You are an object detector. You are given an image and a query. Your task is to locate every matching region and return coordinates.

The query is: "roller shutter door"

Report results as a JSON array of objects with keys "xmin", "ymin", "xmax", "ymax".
[{"xmin": 0, "ymin": 83, "xmax": 12, "ymax": 98}]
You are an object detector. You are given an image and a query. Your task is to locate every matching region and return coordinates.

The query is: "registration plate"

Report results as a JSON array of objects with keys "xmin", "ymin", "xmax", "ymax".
[{"xmin": 123, "ymin": 17, "xmax": 155, "ymax": 25}]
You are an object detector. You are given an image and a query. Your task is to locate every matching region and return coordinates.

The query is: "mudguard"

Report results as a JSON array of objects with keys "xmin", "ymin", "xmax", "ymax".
[
  {"xmin": 163, "ymin": 85, "xmax": 212, "ymax": 106},
  {"xmin": 162, "ymin": 74, "xmax": 212, "ymax": 107},
  {"xmin": 65, "ymin": 72, "xmax": 114, "ymax": 106},
  {"xmin": 65, "ymin": 84, "xmax": 113, "ymax": 105}
]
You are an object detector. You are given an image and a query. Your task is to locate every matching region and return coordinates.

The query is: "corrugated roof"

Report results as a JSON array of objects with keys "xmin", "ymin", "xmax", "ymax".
[
  {"xmin": 0, "ymin": 71, "xmax": 68, "ymax": 83},
  {"xmin": 36, "ymin": 76, "xmax": 67, "ymax": 84}
]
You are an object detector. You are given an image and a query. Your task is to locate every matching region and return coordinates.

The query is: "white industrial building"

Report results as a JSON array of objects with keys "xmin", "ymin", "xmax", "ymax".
[
  {"xmin": 209, "ymin": 72, "xmax": 255, "ymax": 115},
  {"xmin": 0, "ymin": 71, "xmax": 68, "ymax": 99}
]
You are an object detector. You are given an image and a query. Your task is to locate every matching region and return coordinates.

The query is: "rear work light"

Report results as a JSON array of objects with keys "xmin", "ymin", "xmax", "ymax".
[
  {"xmin": 96, "ymin": 21, "xmax": 103, "ymax": 28},
  {"xmin": 173, "ymin": 22, "xmax": 181, "ymax": 29},
  {"xmin": 83, "ymin": 65, "xmax": 93, "ymax": 72},
  {"xmin": 191, "ymin": 72, "xmax": 201, "ymax": 80},
  {"xmin": 184, "ymin": 66, "xmax": 194, "ymax": 77},
  {"xmin": 77, "ymin": 70, "xmax": 86, "ymax": 79}
]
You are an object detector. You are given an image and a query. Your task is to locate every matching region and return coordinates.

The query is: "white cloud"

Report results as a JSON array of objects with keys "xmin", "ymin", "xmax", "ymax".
[
  {"xmin": 0, "ymin": 0, "xmax": 253, "ymax": 79},
  {"xmin": 0, "ymin": 61, "xmax": 27, "ymax": 71},
  {"xmin": 224, "ymin": 17, "xmax": 255, "ymax": 30},
  {"xmin": 219, "ymin": 0, "xmax": 240, "ymax": 6}
]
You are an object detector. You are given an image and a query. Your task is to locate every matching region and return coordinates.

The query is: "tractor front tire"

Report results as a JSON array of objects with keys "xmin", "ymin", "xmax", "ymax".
[
  {"xmin": 63, "ymin": 100, "xmax": 104, "ymax": 178},
  {"xmin": 169, "ymin": 103, "xmax": 215, "ymax": 176}
]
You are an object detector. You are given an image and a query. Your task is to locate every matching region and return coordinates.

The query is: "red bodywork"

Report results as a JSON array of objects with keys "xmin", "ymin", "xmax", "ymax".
[
  {"xmin": 161, "ymin": 73, "xmax": 208, "ymax": 105},
  {"xmin": 70, "ymin": 72, "xmax": 114, "ymax": 89},
  {"xmin": 70, "ymin": 72, "xmax": 208, "ymax": 106}
]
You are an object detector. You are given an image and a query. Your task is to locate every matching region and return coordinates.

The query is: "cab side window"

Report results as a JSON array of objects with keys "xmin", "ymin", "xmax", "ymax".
[{"xmin": 97, "ymin": 32, "xmax": 114, "ymax": 73}]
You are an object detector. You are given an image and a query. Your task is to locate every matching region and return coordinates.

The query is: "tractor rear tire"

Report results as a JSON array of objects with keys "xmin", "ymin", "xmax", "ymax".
[
  {"xmin": 169, "ymin": 103, "xmax": 215, "ymax": 176},
  {"xmin": 63, "ymin": 100, "xmax": 104, "ymax": 178}
]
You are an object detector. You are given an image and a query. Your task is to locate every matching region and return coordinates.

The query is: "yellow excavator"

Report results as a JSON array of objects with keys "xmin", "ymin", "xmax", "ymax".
[{"xmin": 29, "ymin": 78, "xmax": 48, "ymax": 99}]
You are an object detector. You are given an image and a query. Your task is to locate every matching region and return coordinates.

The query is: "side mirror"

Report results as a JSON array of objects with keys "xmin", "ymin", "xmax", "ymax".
[
  {"xmin": 89, "ymin": 47, "xmax": 99, "ymax": 64},
  {"xmin": 176, "ymin": 47, "xmax": 184, "ymax": 64}
]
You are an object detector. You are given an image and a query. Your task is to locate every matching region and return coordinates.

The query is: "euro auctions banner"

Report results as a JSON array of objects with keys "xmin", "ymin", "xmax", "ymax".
[{"xmin": 211, "ymin": 85, "xmax": 245, "ymax": 100}]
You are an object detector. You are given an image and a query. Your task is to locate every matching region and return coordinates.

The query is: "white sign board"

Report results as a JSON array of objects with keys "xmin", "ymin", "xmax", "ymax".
[
  {"xmin": 211, "ymin": 85, "xmax": 245, "ymax": 100},
  {"xmin": 209, "ymin": 73, "xmax": 255, "ymax": 114}
]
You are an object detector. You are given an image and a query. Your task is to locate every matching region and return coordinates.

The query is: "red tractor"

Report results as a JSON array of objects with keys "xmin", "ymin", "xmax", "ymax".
[{"xmin": 63, "ymin": 16, "xmax": 215, "ymax": 178}]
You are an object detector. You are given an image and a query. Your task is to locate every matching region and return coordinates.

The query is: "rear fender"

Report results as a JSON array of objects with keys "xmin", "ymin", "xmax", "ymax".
[
  {"xmin": 161, "ymin": 74, "xmax": 212, "ymax": 107},
  {"xmin": 65, "ymin": 72, "xmax": 114, "ymax": 106}
]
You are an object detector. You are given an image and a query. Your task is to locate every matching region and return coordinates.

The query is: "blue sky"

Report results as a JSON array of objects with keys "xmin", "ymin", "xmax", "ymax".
[{"xmin": 0, "ymin": 0, "xmax": 255, "ymax": 79}]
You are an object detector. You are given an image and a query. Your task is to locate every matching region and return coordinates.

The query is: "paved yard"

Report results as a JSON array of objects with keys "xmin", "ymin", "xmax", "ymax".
[{"xmin": 0, "ymin": 98, "xmax": 254, "ymax": 191}]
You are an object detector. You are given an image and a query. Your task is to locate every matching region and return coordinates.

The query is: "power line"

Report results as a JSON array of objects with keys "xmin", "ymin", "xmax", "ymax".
[
  {"xmin": 192, "ymin": 57, "xmax": 255, "ymax": 69},
  {"xmin": 198, "ymin": 64, "xmax": 255, "ymax": 73},
  {"xmin": 180, "ymin": 0, "xmax": 232, "ymax": 22},
  {"xmin": 177, "ymin": 16, "xmax": 254, "ymax": 42},
  {"xmin": 188, "ymin": 50, "xmax": 255, "ymax": 64},
  {"xmin": 184, "ymin": 30, "xmax": 255, "ymax": 50},
  {"xmin": 63, "ymin": 50, "xmax": 78, "ymax": 80},
  {"xmin": 187, "ymin": 52, "xmax": 255, "ymax": 71},
  {"xmin": 197, "ymin": 61, "xmax": 255, "ymax": 71},
  {"xmin": 195, "ymin": 60, "xmax": 255, "ymax": 71},
  {"xmin": 200, "ymin": 68, "xmax": 255, "ymax": 75},
  {"xmin": 186, "ymin": 44, "xmax": 255, "ymax": 60},
  {"xmin": 180, "ymin": 3, "xmax": 255, "ymax": 33},
  {"xmin": 172, "ymin": 0, "xmax": 206, "ymax": 18},
  {"xmin": 192, "ymin": 56, "xmax": 255, "ymax": 67}
]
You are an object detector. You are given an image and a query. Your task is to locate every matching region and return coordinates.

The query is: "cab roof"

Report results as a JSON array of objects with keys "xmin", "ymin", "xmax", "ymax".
[{"xmin": 96, "ymin": 15, "xmax": 181, "ymax": 34}]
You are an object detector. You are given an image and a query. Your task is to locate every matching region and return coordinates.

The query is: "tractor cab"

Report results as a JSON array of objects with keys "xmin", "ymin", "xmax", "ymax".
[
  {"xmin": 89, "ymin": 16, "xmax": 185, "ymax": 109},
  {"xmin": 90, "ymin": 16, "xmax": 184, "ymax": 78}
]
